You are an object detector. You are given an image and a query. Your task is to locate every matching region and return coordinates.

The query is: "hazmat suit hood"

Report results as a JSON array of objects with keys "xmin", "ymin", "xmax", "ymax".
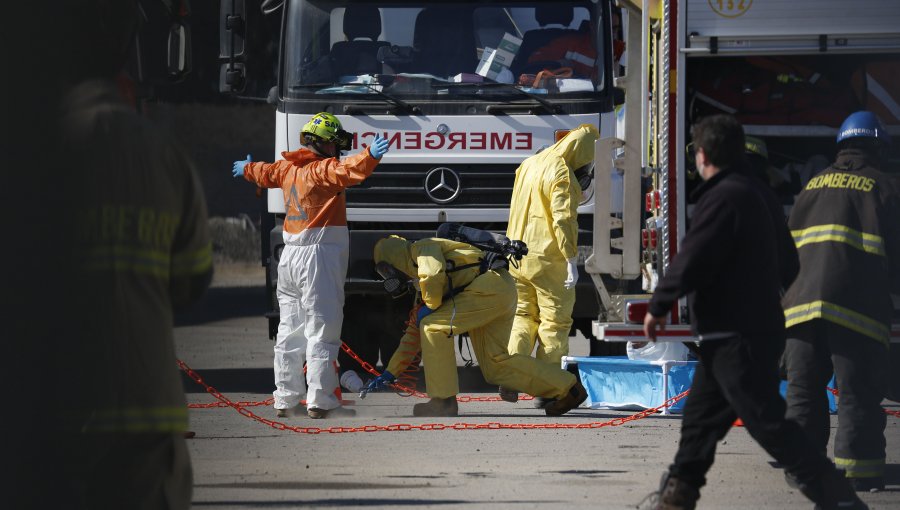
[
  {"xmin": 543, "ymin": 124, "xmax": 599, "ymax": 170},
  {"xmin": 373, "ymin": 236, "xmax": 416, "ymax": 279}
]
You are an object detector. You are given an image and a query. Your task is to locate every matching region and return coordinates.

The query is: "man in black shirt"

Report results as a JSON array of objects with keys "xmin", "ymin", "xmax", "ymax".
[{"xmin": 638, "ymin": 115, "xmax": 866, "ymax": 510}]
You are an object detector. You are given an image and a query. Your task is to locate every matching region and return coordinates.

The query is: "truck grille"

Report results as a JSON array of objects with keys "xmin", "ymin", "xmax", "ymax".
[{"xmin": 345, "ymin": 164, "xmax": 516, "ymax": 207}]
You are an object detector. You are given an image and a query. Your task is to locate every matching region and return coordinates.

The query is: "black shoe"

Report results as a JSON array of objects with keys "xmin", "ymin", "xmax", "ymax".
[
  {"xmin": 498, "ymin": 386, "xmax": 519, "ymax": 403},
  {"xmin": 848, "ymin": 477, "xmax": 884, "ymax": 492},
  {"xmin": 804, "ymin": 467, "xmax": 870, "ymax": 510},
  {"xmin": 413, "ymin": 397, "xmax": 459, "ymax": 417},
  {"xmin": 545, "ymin": 379, "xmax": 588, "ymax": 416},
  {"xmin": 307, "ymin": 406, "xmax": 356, "ymax": 419},
  {"xmin": 533, "ymin": 397, "xmax": 555, "ymax": 409}
]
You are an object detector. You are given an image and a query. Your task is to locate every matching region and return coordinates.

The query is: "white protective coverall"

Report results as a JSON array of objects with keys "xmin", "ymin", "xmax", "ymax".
[
  {"xmin": 506, "ymin": 124, "xmax": 599, "ymax": 367},
  {"xmin": 243, "ymin": 147, "xmax": 379, "ymax": 411},
  {"xmin": 374, "ymin": 236, "xmax": 578, "ymax": 400}
]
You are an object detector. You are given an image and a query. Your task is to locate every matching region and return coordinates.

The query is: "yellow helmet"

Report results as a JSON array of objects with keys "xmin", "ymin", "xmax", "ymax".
[{"xmin": 300, "ymin": 112, "xmax": 353, "ymax": 151}]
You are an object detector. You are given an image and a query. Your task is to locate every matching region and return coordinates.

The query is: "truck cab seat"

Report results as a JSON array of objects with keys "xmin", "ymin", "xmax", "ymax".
[
  {"xmin": 412, "ymin": 7, "xmax": 477, "ymax": 79},
  {"xmin": 511, "ymin": 6, "xmax": 580, "ymax": 76},
  {"xmin": 330, "ymin": 6, "xmax": 389, "ymax": 78}
]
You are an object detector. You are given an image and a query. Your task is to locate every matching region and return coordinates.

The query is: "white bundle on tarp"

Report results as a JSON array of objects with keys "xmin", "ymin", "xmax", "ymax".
[{"xmin": 626, "ymin": 340, "xmax": 690, "ymax": 362}]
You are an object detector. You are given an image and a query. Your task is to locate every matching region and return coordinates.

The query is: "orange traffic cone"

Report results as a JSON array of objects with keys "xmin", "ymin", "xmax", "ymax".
[{"xmin": 300, "ymin": 362, "xmax": 345, "ymax": 404}]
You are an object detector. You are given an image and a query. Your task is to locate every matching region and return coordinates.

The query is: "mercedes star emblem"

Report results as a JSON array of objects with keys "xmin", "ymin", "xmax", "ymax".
[{"xmin": 424, "ymin": 167, "xmax": 461, "ymax": 204}]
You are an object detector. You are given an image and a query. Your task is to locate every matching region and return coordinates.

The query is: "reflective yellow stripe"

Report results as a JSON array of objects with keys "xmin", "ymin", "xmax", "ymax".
[
  {"xmin": 84, "ymin": 406, "xmax": 189, "ymax": 433},
  {"xmin": 792, "ymin": 224, "xmax": 885, "ymax": 256},
  {"xmin": 835, "ymin": 457, "xmax": 885, "ymax": 478},
  {"xmin": 784, "ymin": 300, "xmax": 890, "ymax": 345},
  {"xmin": 171, "ymin": 243, "xmax": 213, "ymax": 276},
  {"xmin": 79, "ymin": 245, "xmax": 171, "ymax": 278}
]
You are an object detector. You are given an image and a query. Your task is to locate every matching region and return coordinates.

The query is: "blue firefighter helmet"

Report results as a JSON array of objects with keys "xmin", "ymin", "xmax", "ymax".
[{"xmin": 836, "ymin": 111, "xmax": 892, "ymax": 146}]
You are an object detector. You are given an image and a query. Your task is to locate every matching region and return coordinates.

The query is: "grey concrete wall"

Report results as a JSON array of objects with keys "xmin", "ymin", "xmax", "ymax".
[{"xmin": 144, "ymin": 101, "xmax": 275, "ymax": 263}]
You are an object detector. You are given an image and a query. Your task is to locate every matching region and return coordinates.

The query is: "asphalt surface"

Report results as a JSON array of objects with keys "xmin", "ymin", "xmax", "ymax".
[{"xmin": 174, "ymin": 269, "xmax": 900, "ymax": 509}]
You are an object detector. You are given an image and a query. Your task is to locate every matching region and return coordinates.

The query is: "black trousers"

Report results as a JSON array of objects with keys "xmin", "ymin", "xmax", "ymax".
[
  {"xmin": 669, "ymin": 334, "xmax": 833, "ymax": 490},
  {"xmin": 784, "ymin": 320, "xmax": 888, "ymax": 480}
]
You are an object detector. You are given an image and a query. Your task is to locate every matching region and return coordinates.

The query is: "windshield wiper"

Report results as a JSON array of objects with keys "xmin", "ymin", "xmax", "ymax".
[
  {"xmin": 288, "ymin": 82, "xmax": 336, "ymax": 90},
  {"xmin": 435, "ymin": 82, "xmax": 562, "ymax": 114},
  {"xmin": 344, "ymin": 84, "xmax": 420, "ymax": 114}
]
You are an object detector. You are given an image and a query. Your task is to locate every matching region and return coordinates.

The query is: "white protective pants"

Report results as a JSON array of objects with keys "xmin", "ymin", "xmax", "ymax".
[{"xmin": 273, "ymin": 241, "xmax": 347, "ymax": 410}]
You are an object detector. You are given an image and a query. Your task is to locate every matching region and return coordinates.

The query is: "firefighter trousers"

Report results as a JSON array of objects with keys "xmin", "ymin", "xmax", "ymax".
[
  {"xmin": 784, "ymin": 320, "xmax": 888, "ymax": 482},
  {"xmin": 670, "ymin": 334, "xmax": 835, "ymax": 490}
]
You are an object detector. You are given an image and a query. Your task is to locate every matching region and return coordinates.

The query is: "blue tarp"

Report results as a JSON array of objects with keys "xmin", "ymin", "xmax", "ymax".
[
  {"xmin": 572, "ymin": 356, "xmax": 837, "ymax": 414},
  {"xmin": 573, "ymin": 356, "xmax": 695, "ymax": 413}
]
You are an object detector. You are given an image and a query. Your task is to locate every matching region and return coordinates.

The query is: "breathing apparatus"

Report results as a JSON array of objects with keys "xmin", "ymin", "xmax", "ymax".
[
  {"xmin": 435, "ymin": 223, "xmax": 528, "ymax": 271},
  {"xmin": 573, "ymin": 161, "xmax": 595, "ymax": 191},
  {"xmin": 375, "ymin": 261, "xmax": 415, "ymax": 299}
]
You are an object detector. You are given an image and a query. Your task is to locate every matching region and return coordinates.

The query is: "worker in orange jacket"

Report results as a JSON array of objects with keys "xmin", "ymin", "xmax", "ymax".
[{"xmin": 233, "ymin": 112, "xmax": 389, "ymax": 419}]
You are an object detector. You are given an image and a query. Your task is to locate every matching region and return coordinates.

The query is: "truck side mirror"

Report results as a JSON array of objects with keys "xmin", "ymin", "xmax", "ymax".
[
  {"xmin": 167, "ymin": 21, "xmax": 192, "ymax": 81},
  {"xmin": 219, "ymin": 0, "xmax": 247, "ymax": 93}
]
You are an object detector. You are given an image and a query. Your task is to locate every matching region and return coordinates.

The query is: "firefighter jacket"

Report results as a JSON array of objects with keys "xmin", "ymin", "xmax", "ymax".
[
  {"xmin": 61, "ymin": 80, "xmax": 213, "ymax": 433},
  {"xmin": 243, "ymin": 147, "xmax": 379, "ymax": 246},
  {"xmin": 649, "ymin": 169, "xmax": 799, "ymax": 337},
  {"xmin": 782, "ymin": 149, "xmax": 900, "ymax": 345}
]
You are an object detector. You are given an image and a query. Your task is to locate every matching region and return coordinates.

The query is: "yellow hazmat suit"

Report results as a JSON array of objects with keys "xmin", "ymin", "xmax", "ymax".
[
  {"xmin": 374, "ymin": 236, "xmax": 578, "ymax": 401},
  {"xmin": 506, "ymin": 124, "xmax": 600, "ymax": 367}
]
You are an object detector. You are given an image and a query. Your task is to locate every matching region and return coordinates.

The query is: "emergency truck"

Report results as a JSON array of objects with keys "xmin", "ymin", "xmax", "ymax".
[
  {"xmin": 220, "ymin": 0, "xmax": 900, "ymax": 373},
  {"xmin": 220, "ymin": 0, "xmax": 629, "ymax": 365},
  {"xmin": 591, "ymin": 0, "xmax": 900, "ymax": 354}
]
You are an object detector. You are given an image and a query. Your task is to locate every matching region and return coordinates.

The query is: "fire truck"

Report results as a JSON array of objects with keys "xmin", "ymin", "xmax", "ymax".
[
  {"xmin": 219, "ymin": 0, "xmax": 900, "ymax": 376},
  {"xmin": 592, "ymin": 0, "xmax": 900, "ymax": 358}
]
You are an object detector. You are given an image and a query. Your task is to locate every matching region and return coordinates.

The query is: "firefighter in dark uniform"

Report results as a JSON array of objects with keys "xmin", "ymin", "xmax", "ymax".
[
  {"xmin": 639, "ymin": 114, "xmax": 867, "ymax": 510},
  {"xmin": 782, "ymin": 110, "xmax": 900, "ymax": 492}
]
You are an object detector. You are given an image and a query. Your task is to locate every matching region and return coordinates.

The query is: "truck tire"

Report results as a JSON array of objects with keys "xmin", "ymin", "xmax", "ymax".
[{"xmin": 339, "ymin": 295, "xmax": 410, "ymax": 378}]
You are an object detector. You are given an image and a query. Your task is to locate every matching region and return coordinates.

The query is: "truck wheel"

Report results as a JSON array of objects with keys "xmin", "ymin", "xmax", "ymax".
[{"xmin": 339, "ymin": 295, "xmax": 410, "ymax": 378}]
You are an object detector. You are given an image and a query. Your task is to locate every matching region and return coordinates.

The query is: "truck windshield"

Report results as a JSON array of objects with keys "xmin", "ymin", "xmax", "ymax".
[{"xmin": 283, "ymin": 0, "xmax": 609, "ymax": 101}]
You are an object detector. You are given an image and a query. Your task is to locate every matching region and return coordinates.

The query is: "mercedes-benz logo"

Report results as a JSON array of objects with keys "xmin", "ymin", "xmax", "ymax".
[{"xmin": 424, "ymin": 167, "xmax": 461, "ymax": 204}]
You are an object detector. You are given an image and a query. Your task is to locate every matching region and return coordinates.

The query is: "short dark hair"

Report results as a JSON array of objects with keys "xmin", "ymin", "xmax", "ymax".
[{"xmin": 691, "ymin": 114, "xmax": 746, "ymax": 170}]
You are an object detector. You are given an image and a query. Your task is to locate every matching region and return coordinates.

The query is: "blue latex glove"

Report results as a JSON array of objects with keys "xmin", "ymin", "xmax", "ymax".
[
  {"xmin": 416, "ymin": 305, "xmax": 434, "ymax": 327},
  {"xmin": 232, "ymin": 154, "xmax": 252, "ymax": 177},
  {"xmin": 361, "ymin": 370, "xmax": 395, "ymax": 397},
  {"xmin": 369, "ymin": 135, "xmax": 390, "ymax": 160}
]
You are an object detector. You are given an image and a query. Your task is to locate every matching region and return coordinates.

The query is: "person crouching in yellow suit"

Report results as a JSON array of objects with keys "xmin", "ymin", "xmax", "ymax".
[
  {"xmin": 505, "ymin": 124, "xmax": 600, "ymax": 408},
  {"xmin": 368, "ymin": 235, "xmax": 588, "ymax": 417}
]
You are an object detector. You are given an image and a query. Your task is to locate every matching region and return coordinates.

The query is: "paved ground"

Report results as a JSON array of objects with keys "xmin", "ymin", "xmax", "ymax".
[{"xmin": 174, "ymin": 265, "xmax": 900, "ymax": 509}]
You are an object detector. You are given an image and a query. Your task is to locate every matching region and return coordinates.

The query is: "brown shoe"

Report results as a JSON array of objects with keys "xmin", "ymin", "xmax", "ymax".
[
  {"xmin": 276, "ymin": 408, "xmax": 289, "ymax": 418},
  {"xmin": 658, "ymin": 473, "xmax": 700, "ymax": 510},
  {"xmin": 307, "ymin": 406, "xmax": 356, "ymax": 419},
  {"xmin": 544, "ymin": 379, "xmax": 588, "ymax": 416},
  {"xmin": 413, "ymin": 397, "xmax": 459, "ymax": 417},
  {"xmin": 533, "ymin": 397, "xmax": 555, "ymax": 409},
  {"xmin": 498, "ymin": 386, "xmax": 519, "ymax": 403},
  {"xmin": 636, "ymin": 471, "xmax": 700, "ymax": 510}
]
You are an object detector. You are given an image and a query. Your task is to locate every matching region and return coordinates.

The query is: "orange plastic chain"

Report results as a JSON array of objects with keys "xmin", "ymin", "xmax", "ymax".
[{"xmin": 177, "ymin": 357, "xmax": 689, "ymax": 435}]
